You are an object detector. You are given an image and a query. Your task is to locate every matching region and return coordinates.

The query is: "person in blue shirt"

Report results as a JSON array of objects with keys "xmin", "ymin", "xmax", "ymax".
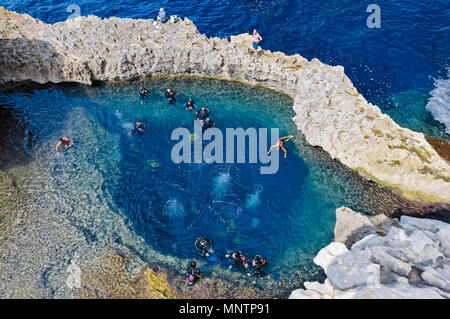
[
  {"xmin": 183, "ymin": 99, "xmax": 197, "ymax": 111},
  {"xmin": 157, "ymin": 8, "xmax": 168, "ymax": 23}
]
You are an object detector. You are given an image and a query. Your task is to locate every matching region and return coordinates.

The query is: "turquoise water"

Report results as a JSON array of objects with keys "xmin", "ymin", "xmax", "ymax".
[
  {"xmin": 379, "ymin": 88, "xmax": 450, "ymax": 140},
  {"xmin": 0, "ymin": 77, "xmax": 425, "ymax": 292}
]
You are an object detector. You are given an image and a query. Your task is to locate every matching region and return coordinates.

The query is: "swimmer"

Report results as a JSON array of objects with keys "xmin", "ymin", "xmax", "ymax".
[
  {"xmin": 247, "ymin": 255, "xmax": 266, "ymax": 277},
  {"xmin": 183, "ymin": 99, "xmax": 197, "ymax": 111},
  {"xmin": 225, "ymin": 251, "xmax": 249, "ymax": 271},
  {"xmin": 196, "ymin": 107, "xmax": 210, "ymax": 120},
  {"xmin": 201, "ymin": 117, "xmax": 215, "ymax": 131},
  {"xmin": 133, "ymin": 121, "xmax": 146, "ymax": 133},
  {"xmin": 165, "ymin": 88, "xmax": 176, "ymax": 104},
  {"xmin": 55, "ymin": 137, "xmax": 73, "ymax": 153},
  {"xmin": 267, "ymin": 135, "xmax": 293, "ymax": 158},
  {"xmin": 139, "ymin": 87, "xmax": 149, "ymax": 99},
  {"xmin": 195, "ymin": 237, "xmax": 213, "ymax": 257}
]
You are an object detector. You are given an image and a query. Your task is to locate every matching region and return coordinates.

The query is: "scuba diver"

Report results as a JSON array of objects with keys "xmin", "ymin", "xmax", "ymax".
[
  {"xmin": 133, "ymin": 121, "xmax": 146, "ymax": 133},
  {"xmin": 186, "ymin": 260, "xmax": 203, "ymax": 286},
  {"xmin": 55, "ymin": 137, "xmax": 73, "ymax": 152},
  {"xmin": 196, "ymin": 107, "xmax": 210, "ymax": 120},
  {"xmin": 246, "ymin": 255, "xmax": 267, "ymax": 277},
  {"xmin": 195, "ymin": 237, "xmax": 214, "ymax": 257},
  {"xmin": 225, "ymin": 251, "xmax": 249, "ymax": 272},
  {"xmin": 201, "ymin": 117, "xmax": 215, "ymax": 131},
  {"xmin": 139, "ymin": 87, "xmax": 149, "ymax": 99},
  {"xmin": 183, "ymin": 99, "xmax": 197, "ymax": 111},
  {"xmin": 267, "ymin": 135, "xmax": 294, "ymax": 158},
  {"xmin": 165, "ymin": 88, "xmax": 176, "ymax": 104}
]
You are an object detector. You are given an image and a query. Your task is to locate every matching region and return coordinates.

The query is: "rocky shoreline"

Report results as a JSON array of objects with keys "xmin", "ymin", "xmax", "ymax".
[
  {"xmin": 290, "ymin": 207, "xmax": 450, "ymax": 298},
  {"xmin": 1, "ymin": 8, "xmax": 449, "ymax": 299},
  {"xmin": 1, "ymin": 7, "xmax": 449, "ymax": 204}
]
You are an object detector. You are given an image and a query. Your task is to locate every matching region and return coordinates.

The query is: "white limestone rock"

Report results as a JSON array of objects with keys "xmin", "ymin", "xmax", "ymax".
[
  {"xmin": 421, "ymin": 264, "xmax": 450, "ymax": 292},
  {"xmin": 335, "ymin": 282, "xmax": 446, "ymax": 299},
  {"xmin": 334, "ymin": 206, "xmax": 397, "ymax": 247},
  {"xmin": 313, "ymin": 242, "xmax": 348, "ymax": 270},
  {"xmin": 290, "ymin": 208, "xmax": 450, "ymax": 299}
]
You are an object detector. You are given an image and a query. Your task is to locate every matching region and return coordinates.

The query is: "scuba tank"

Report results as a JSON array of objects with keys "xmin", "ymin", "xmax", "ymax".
[{"xmin": 188, "ymin": 274, "xmax": 195, "ymax": 286}]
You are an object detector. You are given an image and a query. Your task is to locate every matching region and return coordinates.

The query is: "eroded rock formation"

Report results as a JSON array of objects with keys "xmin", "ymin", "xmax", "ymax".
[
  {"xmin": 1, "ymin": 7, "xmax": 449, "ymax": 203},
  {"xmin": 290, "ymin": 207, "xmax": 450, "ymax": 299}
]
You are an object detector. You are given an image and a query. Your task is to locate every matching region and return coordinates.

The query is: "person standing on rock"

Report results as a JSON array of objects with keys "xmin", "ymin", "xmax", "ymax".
[{"xmin": 252, "ymin": 29, "xmax": 263, "ymax": 57}]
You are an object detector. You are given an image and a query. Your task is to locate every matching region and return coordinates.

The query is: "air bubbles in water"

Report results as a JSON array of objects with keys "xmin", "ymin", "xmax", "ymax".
[
  {"xmin": 245, "ymin": 186, "xmax": 262, "ymax": 209},
  {"xmin": 163, "ymin": 198, "xmax": 185, "ymax": 219},
  {"xmin": 213, "ymin": 171, "xmax": 231, "ymax": 198}
]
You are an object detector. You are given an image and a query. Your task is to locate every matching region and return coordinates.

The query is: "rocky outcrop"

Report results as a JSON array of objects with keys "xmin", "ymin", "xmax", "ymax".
[
  {"xmin": 290, "ymin": 207, "xmax": 450, "ymax": 299},
  {"xmin": 1, "ymin": 7, "xmax": 450, "ymax": 204},
  {"xmin": 334, "ymin": 207, "xmax": 399, "ymax": 248}
]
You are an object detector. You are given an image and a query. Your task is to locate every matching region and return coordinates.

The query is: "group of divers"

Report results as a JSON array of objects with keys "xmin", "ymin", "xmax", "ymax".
[
  {"xmin": 139, "ymin": 86, "xmax": 285, "ymax": 286},
  {"xmin": 137, "ymin": 86, "xmax": 216, "ymax": 134},
  {"xmin": 189, "ymin": 236, "xmax": 280, "ymax": 286},
  {"xmin": 54, "ymin": 85, "xmax": 293, "ymax": 286}
]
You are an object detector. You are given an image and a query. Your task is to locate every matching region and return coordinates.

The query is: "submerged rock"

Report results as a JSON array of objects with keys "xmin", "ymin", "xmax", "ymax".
[
  {"xmin": 0, "ymin": 7, "xmax": 449, "ymax": 204},
  {"xmin": 78, "ymin": 254, "xmax": 178, "ymax": 299},
  {"xmin": 290, "ymin": 208, "xmax": 450, "ymax": 299}
]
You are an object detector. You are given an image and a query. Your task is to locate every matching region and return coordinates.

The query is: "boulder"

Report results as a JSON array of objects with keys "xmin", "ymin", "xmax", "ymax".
[{"xmin": 291, "ymin": 208, "xmax": 450, "ymax": 299}]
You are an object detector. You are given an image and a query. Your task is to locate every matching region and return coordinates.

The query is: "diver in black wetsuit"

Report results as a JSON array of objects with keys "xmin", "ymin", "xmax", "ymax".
[
  {"xmin": 225, "ymin": 251, "xmax": 248, "ymax": 271},
  {"xmin": 133, "ymin": 121, "xmax": 146, "ymax": 133},
  {"xmin": 195, "ymin": 237, "xmax": 213, "ymax": 257},
  {"xmin": 165, "ymin": 88, "xmax": 176, "ymax": 104},
  {"xmin": 247, "ymin": 255, "xmax": 267, "ymax": 277},
  {"xmin": 196, "ymin": 107, "xmax": 210, "ymax": 120},
  {"xmin": 139, "ymin": 87, "xmax": 149, "ymax": 99},
  {"xmin": 201, "ymin": 117, "xmax": 215, "ymax": 131},
  {"xmin": 186, "ymin": 260, "xmax": 203, "ymax": 286}
]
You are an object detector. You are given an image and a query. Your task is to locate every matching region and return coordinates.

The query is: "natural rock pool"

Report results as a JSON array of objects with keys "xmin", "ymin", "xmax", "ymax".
[{"xmin": 0, "ymin": 76, "xmax": 424, "ymax": 296}]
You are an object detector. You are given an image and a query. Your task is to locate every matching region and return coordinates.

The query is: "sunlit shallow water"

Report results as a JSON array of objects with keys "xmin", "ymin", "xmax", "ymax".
[{"xmin": 0, "ymin": 77, "xmax": 421, "ymax": 294}]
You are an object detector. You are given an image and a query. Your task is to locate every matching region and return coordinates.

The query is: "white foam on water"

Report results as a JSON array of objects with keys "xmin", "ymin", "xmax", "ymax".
[
  {"xmin": 163, "ymin": 198, "xmax": 185, "ymax": 218},
  {"xmin": 121, "ymin": 122, "xmax": 134, "ymax": 131},
  {"xmin": 426, "ymin": 71, "xmax": 450, "ymax": 134},
  {"xmin": 251, "ymin": 217, "xmax": 260, "ymax": 229},
  {"xmin": 114, "ymin": 109, "xmax": 123, "ymax": 119},
  {"xmin": 213, "ymin": 172, "xmax": 231, "ymax": 197},
  {"xmin": 245, "ymin": 186, "xmax": 262, "ymax": 209}
]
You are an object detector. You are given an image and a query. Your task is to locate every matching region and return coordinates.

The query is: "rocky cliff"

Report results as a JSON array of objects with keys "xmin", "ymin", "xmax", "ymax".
[
  {"xmin": 290, "ymin": 207, "xmax": 450, "ymax": 299},
  {"xmin": 1, "ymin": 7, "xmax": 449, "ymax": 204}
]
